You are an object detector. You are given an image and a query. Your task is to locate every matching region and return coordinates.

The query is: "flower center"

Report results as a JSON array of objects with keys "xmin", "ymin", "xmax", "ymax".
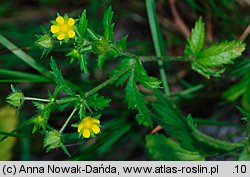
[
  {"xmin": 83, "ymin": 119, "xmax": 93, "ymax": 129},
  {"xmin": 60, "ymin": 24, "xmax": 69, "ymax": 32}
]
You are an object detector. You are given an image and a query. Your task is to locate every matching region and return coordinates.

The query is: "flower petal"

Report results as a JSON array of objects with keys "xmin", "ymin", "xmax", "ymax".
[
  {"xmin": 68, "ymin": 30, "xmax": 75, "ymax": 38},
  {"xmin": 50, "ymin": 25, "xmax": 59, "ymax": 33},
  {"xmin": 92, "ymin": 125, "xmax": 100, "ymax": 134},
  {"xmin": 67, "ymin": 18, "xmax": 75, "ymax": 26},
  {"xmin": 77, "ymin": 124, "xmax": 83, "ymax": 133},
  {"xmin": 57, "ymin": 33, "xmax": 65, "ymax": 40},
  {"xmin": 93, "ymin": 119, "xmax": 100, "ymax": 124},
  {"xmin": 56, "ymin": 16, "xmax": 64, "ymax": 24},
  {"xmin": 83, "ymin": 129, "xmax": 90, "ymax": 138}
]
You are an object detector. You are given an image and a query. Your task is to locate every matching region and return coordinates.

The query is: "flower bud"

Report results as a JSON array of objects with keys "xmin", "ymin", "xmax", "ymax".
[
  {"xmin": 94, "ymin": 38, "xmax": 110, "ymax": 54},
  {"xmin": 44, "ymin": 130, "xmax": 62, "ymax": 152},
  {"xmin": 36, "ymin": 35, "xmax": 53, "ymax": 49},
  {"xmin": 32, "ymin": 115, "xmax": 46, "ymax": 133},
  {"xmin": 6, "ymin": 91, "xmax": 24, "ymax": 107},
  {"xmin": 66, "ymin": 48, "xmax": 80, "ymax": 63}
]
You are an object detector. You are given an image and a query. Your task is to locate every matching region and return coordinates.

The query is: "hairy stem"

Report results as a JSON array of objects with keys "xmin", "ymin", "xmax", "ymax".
[
  {"xmin": 24, "ymin": 97, "xmax": 50, "ymax": 102},
  {"xmin": 84, "ymin": 63, "xmax": 135, "ymax": 97},
  {"xmin": 59, "ymin": 108, "xmax": 78, "ymax": 133},
  {"xmin": 139, "ymin": 55, "xmax": 194, "ymax": 62}
]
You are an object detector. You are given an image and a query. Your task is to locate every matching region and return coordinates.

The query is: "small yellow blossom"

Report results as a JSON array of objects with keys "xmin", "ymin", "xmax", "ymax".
[
  {"xmin": 77, "ymin": 117, "xmax": 101, "ymax": 138},
  {"xmin": 50, "ymin": 15, "xmax": 75, "ymax": 41}
]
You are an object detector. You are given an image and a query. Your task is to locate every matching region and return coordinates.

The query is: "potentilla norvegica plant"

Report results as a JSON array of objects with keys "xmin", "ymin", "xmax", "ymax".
[{"xmin": 3, "ymin": 1, "xmax": 249, "ymax": 160}]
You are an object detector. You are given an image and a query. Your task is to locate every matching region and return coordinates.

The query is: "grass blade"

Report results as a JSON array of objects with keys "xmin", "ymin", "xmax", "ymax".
[
  {"xmin": 0, "ymin": 69, "xmax": 50, "ymax": 82},
  {"xmin": 145, "ymin": 0, "xmax": 170, "ymax": 95},
  {"xmin": 0, "ymin": 34, "xmax": 51, "ymax": 79},
  {"xmin": 0, "ymin": 131, "xmax": 32, "ymax": 139}
]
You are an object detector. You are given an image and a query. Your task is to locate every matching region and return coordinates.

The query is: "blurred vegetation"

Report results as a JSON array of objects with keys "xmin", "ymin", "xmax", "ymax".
[{"xmin": 0, "ymin": 0, "xmax": 249, "ymax": 160}]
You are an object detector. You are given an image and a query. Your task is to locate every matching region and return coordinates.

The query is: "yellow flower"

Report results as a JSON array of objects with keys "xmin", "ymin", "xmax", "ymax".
[
  {"xmin": 50, "ymin": 15, "xmax": 75, "ymax": 41},
  {"xmin": 77, "ymin": 117, "xmax": 101, "ymax": 138}
]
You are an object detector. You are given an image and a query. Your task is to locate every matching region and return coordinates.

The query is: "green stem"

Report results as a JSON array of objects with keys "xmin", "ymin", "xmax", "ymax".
[
  {"xmin": 24, "ymin": 97, "xmax": 50, "ymax": 102},
  {"xmin": 59, "ymin": 108, "xmax": 78, "ymax": 133},
  {"xmin": 84, "ymin": 63, "xmax": 135, "ymax": 97},
  {"xmin": 145, "ymin": 0, "xmax": 170, "ymax": 96},
  {"xmin": 56, "ymin": 97, "xmax": 78, "ymax": 104},
  {"xmin": 139, "ymin": 56, "xmax": 194, "ymax": 62}
]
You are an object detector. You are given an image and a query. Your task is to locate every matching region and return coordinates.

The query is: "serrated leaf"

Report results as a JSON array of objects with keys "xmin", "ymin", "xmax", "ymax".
[
  {"xmin": 146, "ymin": 134, "xmax": 204, "ymax": 161},
  {"xmin": 191, "ymin": 61, "xmax": 225, "ymax": 79},
  {"xmin": 197, "ymin": 41, "xmax": 246, "ymax": 66},
  {"xmin": 109, "ymin": 58, "xmax": 134, "ymax": 86},
  {"xmin": 53, "ymin": 85, "xmax": 62, "ymax": 99},
  {"xmin": 50, "ymin": 58, "xmax": 75, "ymax": 95},
  {"xmin": 116, "ymin": 35, "xmax": 128, "ymax": 51},
  {"xmin": 60, "ymin": 144, "xmax": 71, "ymax": 157},
  {"xmin": 136, "ymin": 74, "xmax": 161, "ymax": 90},
  {"xmin": 185, "ymin": 17, "xmax": 205, "ymax": 56},
  {"xmin": 79, "ymin": 54, "xmax": 88, "ymax": 74},
  {"xmin": 85, "ymin": 94, "xmax": 111, "ymax": 111},
  {"xmin": 86, "ymin": 28, "xmax": 100, "ymax": 40},
  {"xmin": 192, "ymin": 41, "xmax": 246, "ymax": 78},
  {"xmin": 79, "ymin": 10, "xmax": 88, "ymax": 38},
  {"xmin": 42, "ymin": 103, "xmax": 53, "ymax": 122},
  {"xmin": 152, "ymin": 90, "xmax": 244, "ymax": 156},
  {"xmin": 32, "ymin": 101, "xmax": 45, "ymax": 111},
  {"xmin": 103, "ymin": 6, "xmax": 114, "ymax": 42},
  {"xmin": 97, "ymin": 54, "xmax": 106, "ymax": 69},
  {"xmin": 134, "ymin": 60, "xmax": 161, "ymax": 90},
  {"xmin": 152, "ymin": 90, "xmax": 196, "ymax": 151},
  {"xmin": 125, "ymin": 74, "xmax": 152, "ymax": 126}
]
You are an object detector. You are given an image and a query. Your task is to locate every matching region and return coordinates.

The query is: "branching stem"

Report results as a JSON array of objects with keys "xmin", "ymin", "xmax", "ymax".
[
  {"xmin": 59, "ymin": 108, "xmax": 78, "ymax": 133},
  {"xmin": 24, "ymin": 97, "xmax": 50, "ymax": 102}
]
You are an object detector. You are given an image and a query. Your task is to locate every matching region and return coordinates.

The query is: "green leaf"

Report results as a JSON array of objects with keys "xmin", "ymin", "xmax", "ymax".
[
  {"xmin": 85, "ymin": 94, "xmax": 111, "ymax": 111},
  {"xmin": 125, "ymin": 74, "xmax": 152, "ymax": 127},
  {"xmin": 116, "ymin": 35, "xmax": 128, "ymax": 51},
  {"xmin": 109, "ymin": 58, "xmax": 134, "ymax": 86},
  {"xmin": 79, "ymin": 54, "xmax": 88, "ymax": 74},
  {"xmin": 50, "ymin": 58, "xmax": 75, "ymax": 95},
  {"xmin": 136, "ymin": 74, "xmax": 161, "ymax": 90},
  {"xmin": 78, "ymin": 10, "xmax": 88, "ymax": 38},
  {"xmin": 191, "ymin": 61, "xmax": 225, "ymax": 79},
  {"xmin": 237, "ymin": 107, "xmax": 250, "ymax": 120},
  {"xmin": 97, "ymin": 54, "xmax": 106, "ymax": 69},
  {"xmin": 224, "ymin": 79, "xmax": 249, "ymax": 101},
  {"xmin": 192, "ymin": 41, "xmax": 246, "ymax": 78},
  {"xmin": 185, "ymin": 17, "xmax": 205, "ymax": 56},
  {"xmin": 133, "ymin": 60, "xmax": 161, "ymax": 90},
  {"xmin": 152, "ymin": 90, "xmax": 244, "ymax": 156},
  {"xmin": 60, "ymin": 144, "xmax": 71, "ymax": 157},
  {"xmin": 152, "ymin": 90, "xmax": 196, "ymax": 151},
  {"xmin": 239, "ymin": 148, "xmax": 250, "ymax": 160},
  {"xmin": 103, "ymin": 6, "xmax": 114, "ymax": 42},
  {"xmin": 197, "ymin": 41, "xmax": 246, "ymax": 67},
  {"xmin": 146, "ymin": 134, "xmax": 204, "ymax": 160},
  {"xmin": 86, "ymin": 28, "xmax": 100, "ymax": 40}
]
